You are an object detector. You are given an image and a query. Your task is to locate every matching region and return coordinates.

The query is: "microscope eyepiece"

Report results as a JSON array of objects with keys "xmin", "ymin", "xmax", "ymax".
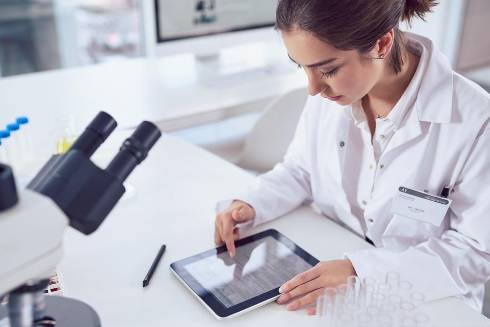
[
  {"xmin": 28, "ymin": 113, "xmax": 161, "ymax": 235},
  {"xmin": 70, "ymin": 111, "xmax": 117, "ymax": 157},
  {"xmin": 106, "ymin": 121, "xmax": 162, "ymax": 182},
  {"xmin": 0, "ymin": 164, "xmax": 18, "ymax": 211}
]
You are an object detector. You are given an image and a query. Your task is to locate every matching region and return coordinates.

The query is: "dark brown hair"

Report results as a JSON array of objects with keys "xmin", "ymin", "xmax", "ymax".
[{"xmin": 276, "ymin": 0, "xmax": 438, "ymax": 73}]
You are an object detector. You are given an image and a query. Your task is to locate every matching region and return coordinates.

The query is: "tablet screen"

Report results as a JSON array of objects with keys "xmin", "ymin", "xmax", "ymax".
[{"xmin": 183, "ymin": 235, "xmax": 313, "ymax": 308}]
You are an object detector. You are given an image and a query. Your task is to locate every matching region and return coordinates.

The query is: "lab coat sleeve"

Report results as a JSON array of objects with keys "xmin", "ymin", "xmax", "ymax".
[
  {"xmin": 217, "ymin": 98, "xmax": 314, "ymax": 227},
  {"xmin": 346, "ymin": 126, "xmax": 490, "ymax": 311}
]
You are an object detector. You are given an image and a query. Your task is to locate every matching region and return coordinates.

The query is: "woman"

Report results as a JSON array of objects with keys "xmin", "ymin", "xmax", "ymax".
[{"xmin": 215, "ymin": 0, "xmax": 490, "ymax": 314}]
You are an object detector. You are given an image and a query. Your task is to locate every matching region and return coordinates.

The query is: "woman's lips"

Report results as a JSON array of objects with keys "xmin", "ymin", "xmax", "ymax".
[{"xmin": 325, "ymin": 95, "xmax": 343, "ymax": 101}]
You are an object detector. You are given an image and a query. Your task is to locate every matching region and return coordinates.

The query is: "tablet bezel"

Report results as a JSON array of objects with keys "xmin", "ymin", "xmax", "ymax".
[{"xmin": 169, "ymin": 229, "xmax": 319, "ymax": 319}]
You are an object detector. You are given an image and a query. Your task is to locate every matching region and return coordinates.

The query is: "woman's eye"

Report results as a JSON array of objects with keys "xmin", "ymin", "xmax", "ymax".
[{"xmin": 320, "ymin": 67, "xmax": 339, "ymax": 78}]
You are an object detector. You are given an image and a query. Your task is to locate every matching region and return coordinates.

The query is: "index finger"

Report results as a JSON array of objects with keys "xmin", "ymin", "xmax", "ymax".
[
  {"xmin": 221, "ymin": 215, "xmax": 236, "ymax": 258},
  {"xmin": 279, "ymin": 265, "xmax": 321, "ymax": 293}
]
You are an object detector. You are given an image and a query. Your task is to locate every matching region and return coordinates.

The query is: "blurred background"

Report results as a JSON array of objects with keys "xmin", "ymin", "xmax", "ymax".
[
  {"xmin": 0, "ymin": 0, "xmax": 488, "ymax": 186},
  {"xmin": 0, "ymin": 0, "xmax": 488, "ymax": 170},
  {"xmin": 0, "ymin": 1, "xmax": 488, "ymax": 81},
  {"xmin": 0, "ymin": 0, "xmax": 143, "ymax": 77}
]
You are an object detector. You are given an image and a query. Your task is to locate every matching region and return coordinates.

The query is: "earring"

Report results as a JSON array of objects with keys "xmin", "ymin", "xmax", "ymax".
[{"xmin": 367, "ymin": 53, "xmax": 385, "ymax": 60}]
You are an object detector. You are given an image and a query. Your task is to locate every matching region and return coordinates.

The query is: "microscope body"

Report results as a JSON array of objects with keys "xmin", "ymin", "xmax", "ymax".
[
  {"xmin": 0, "ymin": 111, "xmax": 161, "ymax": 327},
  {"xmin": 0, "ymin": 190, "xmax": 67, "ymax": 297}
]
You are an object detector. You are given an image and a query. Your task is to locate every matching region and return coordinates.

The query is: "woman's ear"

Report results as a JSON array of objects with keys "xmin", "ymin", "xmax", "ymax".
[{"xmin": 376, "ymin": 29, "xmax": 395, "ymax": 58}]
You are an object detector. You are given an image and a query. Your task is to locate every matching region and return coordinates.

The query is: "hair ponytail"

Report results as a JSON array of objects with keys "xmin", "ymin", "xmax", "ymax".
[
  {"xmin": 276, "ymin": 0, "xmax": 439, "ymax": 74},
  {"xmin": 402, "ymin": 0, "xmax": 438, "ymax": 24}
]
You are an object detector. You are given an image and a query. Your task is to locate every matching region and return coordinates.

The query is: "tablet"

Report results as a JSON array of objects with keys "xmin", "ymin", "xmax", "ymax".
[{"xmin": 170, "ymin": 229, "xmax": 319, "ymax": 319}]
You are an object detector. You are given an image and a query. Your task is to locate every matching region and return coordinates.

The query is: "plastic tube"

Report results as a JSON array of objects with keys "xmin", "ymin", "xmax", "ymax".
[
  {"xmin": 347, "ymin": 276, "xmax": 361, "ymax": 304},
  {"xmin": 0, "ymin": 140, "xmax": 5, "ymax": 163},
  {"xmin": 385, "ymin": 271, "xmax": 400, "ymax": 291},
  {"xmin": 0, "ymin": 130, "xmax": 11, "ymax": 165},
  {"xmin": 16, "ymin": 116, "xmax": 32, "ymax": 165},
  {"xmin": 6, "ymin": 123, "xmax": 20, "ymax": 168}
]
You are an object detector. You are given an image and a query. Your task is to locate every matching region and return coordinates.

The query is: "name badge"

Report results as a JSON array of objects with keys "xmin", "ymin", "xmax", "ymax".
[{"xmin": 391, "ymin": 186, "xmax": 452, "ymax": 226}]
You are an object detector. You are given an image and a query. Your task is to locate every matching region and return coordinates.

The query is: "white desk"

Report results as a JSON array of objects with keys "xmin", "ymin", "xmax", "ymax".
[
  {"xmin": 0, "ymin": 48, "xmax": 306, "ymax": 141},
  {"xmin": 57, "ymin": 135, "xmax": 489, "ymax": 326}
]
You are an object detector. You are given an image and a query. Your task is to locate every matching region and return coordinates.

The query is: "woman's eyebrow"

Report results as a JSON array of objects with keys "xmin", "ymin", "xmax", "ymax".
[{"xmin": 288, "ymin": 54, "xmax": 338, "ymax": 68}]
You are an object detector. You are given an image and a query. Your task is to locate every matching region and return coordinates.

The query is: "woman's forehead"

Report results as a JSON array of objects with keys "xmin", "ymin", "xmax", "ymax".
[{"xmin": 281, "ymin": 29, "xmax": 352, "ymax": 66}]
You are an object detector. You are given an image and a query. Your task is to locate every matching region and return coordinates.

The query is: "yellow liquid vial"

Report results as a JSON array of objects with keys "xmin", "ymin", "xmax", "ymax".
[{"xmin": 56, "ymin": 137, "xmax": 72, "ymax": 154}]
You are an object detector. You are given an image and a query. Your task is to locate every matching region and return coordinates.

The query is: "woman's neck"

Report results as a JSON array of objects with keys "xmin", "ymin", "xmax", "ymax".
[{"xmin": 363, "ymin": 46, "xmax": 420, "ymax": 119}]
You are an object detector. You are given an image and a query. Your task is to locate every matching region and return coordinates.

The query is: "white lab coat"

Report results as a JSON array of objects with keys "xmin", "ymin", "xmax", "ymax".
[{"xmin": 228, "ymin": 33, "xmax": 490, "ymax": 311}]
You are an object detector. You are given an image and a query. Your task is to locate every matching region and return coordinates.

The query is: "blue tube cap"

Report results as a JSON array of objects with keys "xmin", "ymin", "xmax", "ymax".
[
  {"xmin": 6, "ymin": 123, "xmax": 19, "ymax": 132},
  {"xmin": 16, "ymin": 117, "xmax": 29, "ymax": 125},
  {"xmin": 0, "ymin": 130, "xmax": 10, "ymax": 138}
]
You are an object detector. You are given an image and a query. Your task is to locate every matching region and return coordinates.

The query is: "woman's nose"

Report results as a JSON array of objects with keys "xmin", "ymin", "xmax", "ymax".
[{"xmin": 305, "ymin": 70, "xmax": 325, "ymax": 96}]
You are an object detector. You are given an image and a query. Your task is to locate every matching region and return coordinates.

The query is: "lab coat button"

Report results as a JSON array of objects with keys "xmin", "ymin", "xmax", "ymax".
[
  {"xmin": 368, "ymin": 218, "xmax": 374, "ymax": 223},
  {"xmin": 380, "ymin": 164, "xmax": 385, "ymax": 169},
  {"xmin": 362, "ymin": 200, "xmax": 368, "ymax": 206},
  {"xmin": 339, "ymin": 141, "xmax": 345, "ymax": 148}
]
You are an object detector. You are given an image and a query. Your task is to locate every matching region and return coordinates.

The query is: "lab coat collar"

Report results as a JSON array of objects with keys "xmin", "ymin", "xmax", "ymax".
[
  {"xmin": 343, "ymin": 33, "xmax": 454, "ymax": 126},
  {"xmin": 408, "ymin": 33, "xmax": 454, "ymax": 124}
]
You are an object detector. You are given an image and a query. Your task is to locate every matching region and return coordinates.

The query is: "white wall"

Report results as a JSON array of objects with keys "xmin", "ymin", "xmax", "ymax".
[{"xmin": 402, "ymin": 0, "xmax": 467, "ymax": 66}]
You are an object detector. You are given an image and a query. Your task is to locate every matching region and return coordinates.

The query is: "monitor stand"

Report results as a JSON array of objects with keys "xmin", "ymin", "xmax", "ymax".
[{"xmin": 194, "ymin": 44, "xmax": 294, "ymax": 88}]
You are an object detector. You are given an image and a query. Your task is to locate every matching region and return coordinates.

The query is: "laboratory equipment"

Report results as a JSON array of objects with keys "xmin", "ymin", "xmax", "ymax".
[
  {"xmin": 0, "ymin": 111, "xmax": 162, "ymax": 326},
  {"xmin": 315, "ymin": 272, "xmax": 431, "ymax": 327}
]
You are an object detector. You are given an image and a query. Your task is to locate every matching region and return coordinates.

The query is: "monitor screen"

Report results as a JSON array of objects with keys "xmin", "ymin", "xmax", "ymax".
[{"xmin": 155, "ymin": 0, "xmax": 277, "ymax": 43}]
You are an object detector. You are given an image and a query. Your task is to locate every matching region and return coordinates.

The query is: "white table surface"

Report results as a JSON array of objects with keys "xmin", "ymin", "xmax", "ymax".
[
  {"xmin": 0, "ymin": 48, "xmax": 306, "ymax": 135},
  {"xmin": 57, "ymin": 134, "xmax": 490, "ymax": 327}
]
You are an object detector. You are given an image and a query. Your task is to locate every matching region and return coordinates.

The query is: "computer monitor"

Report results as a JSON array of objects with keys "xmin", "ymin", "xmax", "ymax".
[
  {"xmin": 151, "ymin": 0, "xmax": 278, "ymax": 56},
  {"xmin": 143, "ymin": 1, "xmax": 290, "ymax": 86}
]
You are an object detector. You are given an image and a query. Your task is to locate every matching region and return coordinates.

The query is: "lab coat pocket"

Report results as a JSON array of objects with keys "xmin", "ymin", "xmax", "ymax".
[{"xmin": 382, "ymin": 214, "xmax": 442, "ymax": 250}]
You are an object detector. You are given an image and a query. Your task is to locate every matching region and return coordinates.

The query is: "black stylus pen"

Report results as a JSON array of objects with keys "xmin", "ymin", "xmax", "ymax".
[
  {"xmin": 143, "ymin": 244, "xmax": 166, "ymax": 287},
  {"xmin": 440, "ymin": 186, "xmax": 450, "ymax": 198}
]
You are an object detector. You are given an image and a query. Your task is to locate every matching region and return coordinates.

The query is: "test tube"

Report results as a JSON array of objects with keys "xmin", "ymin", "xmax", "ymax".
[
  {"xmin": 337, "ymin": 284, "xmax": 348, "ymax": 297},
  {"xmin": 371, "ymin": 292, "xmax": 386, "ymax": 308},
  {"xmin": 336, "ymin": 283, "xmax": 348, "ymax": 313},
  {"xmin": 409, "ymin": 291, "xmax": 426, "ymax": 307},
  {"xmin": 343, "ymin": 301, "xmax": 362, "ymax": 325},
  {"xmin": 334, "ymin": 294, "xmax": 346, "ymax": 320},
  {"xmin": 365, "ymin": 305, "xmax": 381, "ymax": 317},
  {"xmin": 357, "ymin": 313, "xmax": 374, "ymax": 327},
  {"xmin": 323, "ymin": 287, "xmax": 337, "ymax": 320},
  {"xmin": 0, "ymin": 140, "xmax": 5, "ymax": 163},
  {"xmin": 6, "ymin": 123, "xmax": 20, "ymax": 168},
  {"xmin": 380, "ymin": 301, "xmax": 397, "ymax": 314},
  {"xmin": 377, "ymin": 283, "xmax": 392, "ymax": 297},
  {"xmin": 316, "ymin": 293, "xmax": 326, "ymax": 319},
  {"xmin": 16, "ymin": 117, "xmax": 32, "ymax": 165},
  {"xmin": 398, "ymin": 316, "xmax": 418, "ymax": 327},
  {"xmin": 414, "ymin": 312, "xmax": 431, "ymax": 327},
  {"xmin": 399, "ymin": 301, "xmax": 416, "ymax": 314},
  {"xmin": 336, "ymin": 312, "xmax": 356, "ymax": 327},
  {"xmin": 385, "ymin": 271, "xmax": 400, "ymax": 291},
  {"xmin": 388, "ymin": 294, "xmax": 403, "ymax": 306},
  {"xmin": 360, "ymin": 277, "xmax": 377, "ymax": 307},
  {"xmin": 346, "ymin": 276, "xmax": 361, "ymax": 304},
  {"xmin": 0, "ymin": 130, "xmax": 11, "ymax": 165},
  {"xmin": 56, "ymin": 114, "xmax": 78, "ymax": 154},
  {"xmin": 398, "ymin": 280, "xmax": 413, "ymax": 299}
]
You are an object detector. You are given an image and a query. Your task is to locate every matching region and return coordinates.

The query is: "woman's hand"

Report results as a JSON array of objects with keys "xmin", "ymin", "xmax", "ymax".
[
  {"xmin": 214, "ymin": 200, "xmax": 255, "ymax": 257},
  {"xmin": 276, "ymin": 259, "xmax": 356, "ymax": 315}
]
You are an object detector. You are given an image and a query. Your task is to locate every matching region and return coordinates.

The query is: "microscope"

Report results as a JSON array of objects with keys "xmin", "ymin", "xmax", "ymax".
[{"xmin": 0, "ymin": 112, "xmax": 162, "ymax": 327}]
